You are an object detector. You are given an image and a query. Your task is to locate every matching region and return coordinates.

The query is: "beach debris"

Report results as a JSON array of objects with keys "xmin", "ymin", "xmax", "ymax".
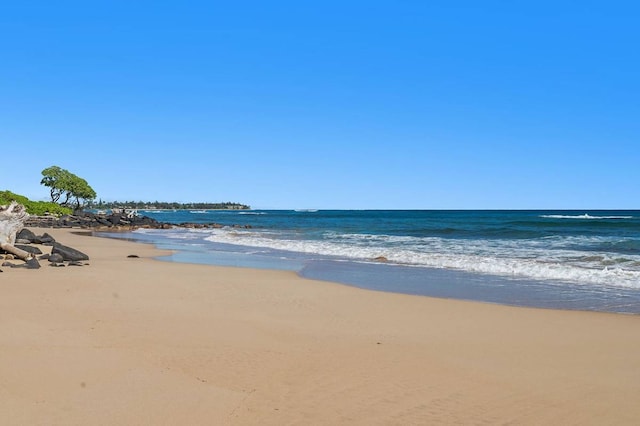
[{"xmin": 0, "ymin": 201, "xmax": 34, "ymax": 262}]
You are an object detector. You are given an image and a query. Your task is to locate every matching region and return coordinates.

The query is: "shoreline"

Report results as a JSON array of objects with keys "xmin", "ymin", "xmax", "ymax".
[
  {"xmin": 2, "ymin": 228, "xmax": 639, "ymax": 424},
  {"xmin": 96, "ymin": 228, "xmax": 640, "ymax": 315}
]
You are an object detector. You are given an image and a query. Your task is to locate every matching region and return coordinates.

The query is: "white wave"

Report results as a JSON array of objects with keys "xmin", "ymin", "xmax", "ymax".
[
  {"xmin": 189, "ymin": 210, "xmax": 208, "ymax": 213},
  {"xmin": 199, "ymin": 229, "xmax": 640, "ymax": 289},
  {"xmin": 540, "ymin": 214, "xmax": 634, "ymax": 220},
  {"xmin": 238, "ymin": 212, "xmax": 267, "ymax": 215}
]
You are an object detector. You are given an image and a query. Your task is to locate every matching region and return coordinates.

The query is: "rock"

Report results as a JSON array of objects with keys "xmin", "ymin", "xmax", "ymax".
[
  {"xmin": 34, "ymin": 233, "xmax": 56, "ymax": 244},
  {"xmin": 48, "ymin": 253, "xmax": 64, "ymax": 263},
  {"xmin": 2, "ymin": 261, "xmax": 14, "ymax": 267},
  {"xmin": 5, "ymin": 255, "xmax": 14, "ymax": 260},
  {"xmin": 67, "ymin": 261, "xmax": 85, "ymax": 266},
  {"xmin": 50, "ymin": 263, "xmax": 65, "ymax": 267},
  {"xmin": 14, "ymin": 244, "xmax": 43, "ymax": 255},
  {"xmin": 15, "ymin": 239, "xmax": 32, "ymax": 244},
  {"xmin": 7, "ymin": 258, "xmax": 40, "ymax": 269},
  {"xmin": 25, "ymin": 258, "xmax": 41, "ymax": 269},
  {"xmin": 24, "ymin": 210, "xmax": 236, "ymax": 232},
  {"xmin": 16, "ymin": 228, "xmax": 37, "ymax": 243},
  {"xmin": 373, "ymin": 256, "xmax": 388, "ymax": 262},
  {"xmin": 127, "ymin": 254, "xmax": 140, "ymax": 258},
  {"xmin": 51, "ymin": 242, "xmax": 89, "ymax": 261},
  {"xmin": 39, "ymin": 254, "xmax": 50, "ymax": 260}
]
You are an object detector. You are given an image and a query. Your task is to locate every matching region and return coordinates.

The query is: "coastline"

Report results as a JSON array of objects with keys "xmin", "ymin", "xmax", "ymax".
[{"xmin": 2, "ymin": 228, "xmax": 639, "ymax": 424}]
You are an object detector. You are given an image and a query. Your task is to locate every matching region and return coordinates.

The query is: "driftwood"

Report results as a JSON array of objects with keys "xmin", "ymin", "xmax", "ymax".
[{"xmin": 0, "ymin": 201, "xmax": 33, "ymax": 261}]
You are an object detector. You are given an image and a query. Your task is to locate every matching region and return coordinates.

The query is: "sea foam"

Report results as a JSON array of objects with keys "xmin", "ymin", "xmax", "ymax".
[{"xmin": 174, "ymin": 227, "xmax": 640, "ymax": 289}]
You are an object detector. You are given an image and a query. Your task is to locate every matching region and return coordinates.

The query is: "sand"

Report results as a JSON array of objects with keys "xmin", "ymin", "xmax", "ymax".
[{"xmin": 1, "ymin": 228, "xmax": 639, "ymax": 425}]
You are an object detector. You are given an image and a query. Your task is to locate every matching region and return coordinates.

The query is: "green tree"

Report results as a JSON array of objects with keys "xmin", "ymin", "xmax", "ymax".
[{"xmin": 40, "ymin": 166, "xmax": 97, "ymax": 210}]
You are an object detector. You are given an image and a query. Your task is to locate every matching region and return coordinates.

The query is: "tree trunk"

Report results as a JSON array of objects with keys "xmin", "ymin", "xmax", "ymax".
[
  {"xmin": 0, "ymin": 242, "xmax": 33, "ymax": 260},
  {"xmin": 0, "ymin": 201, "xmax": 33, "ymax": 261}
]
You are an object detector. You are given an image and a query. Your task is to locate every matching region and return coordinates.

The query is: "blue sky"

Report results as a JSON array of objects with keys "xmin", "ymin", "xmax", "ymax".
[{"xmin": 1, "ymin": 1, "xmax": 638, "ymax": 209}]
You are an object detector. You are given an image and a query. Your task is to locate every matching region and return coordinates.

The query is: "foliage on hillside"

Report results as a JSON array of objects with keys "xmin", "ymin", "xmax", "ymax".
[{"xmin": 0, "ymin": 191, "xmax": 73, "ymax": 216}]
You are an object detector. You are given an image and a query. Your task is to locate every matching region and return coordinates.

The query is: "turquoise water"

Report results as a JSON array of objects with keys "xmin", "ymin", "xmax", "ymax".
[{"xmin": 101, "ymin": 210, "xmax": 640, "ymax": 313}]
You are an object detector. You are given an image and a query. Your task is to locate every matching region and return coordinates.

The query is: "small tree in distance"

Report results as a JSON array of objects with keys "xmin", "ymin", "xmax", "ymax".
[{"xmin": 41, "ymin": 166, "xmax": 97, "ymax": 211}]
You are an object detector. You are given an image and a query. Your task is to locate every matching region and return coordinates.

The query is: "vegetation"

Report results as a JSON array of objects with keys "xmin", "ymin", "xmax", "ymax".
[
  {"xmin": 41, "ymin": 166, "xmax": 97, "ymax": 210},
  {"xmin": 0, "ymin": 191, "xmax": 72, "ymax": 216},
  {"xmin": 87, "ymin": 200, "xmax": 250, "ymax": 210},
  {"xmin": 3, "ymin": 166, "xmax": 247, "ymax": 216}
]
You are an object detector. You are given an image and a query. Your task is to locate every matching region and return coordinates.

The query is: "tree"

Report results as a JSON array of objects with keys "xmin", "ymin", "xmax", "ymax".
[{"xmin": 41, "ymin": 166, "xmax": 97, "ymax": 210}]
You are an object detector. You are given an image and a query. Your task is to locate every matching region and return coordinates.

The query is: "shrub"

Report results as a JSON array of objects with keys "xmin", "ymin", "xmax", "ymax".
[{"xmin": 0, "ymin": 190, "xmax": 72, "ymax": 216}]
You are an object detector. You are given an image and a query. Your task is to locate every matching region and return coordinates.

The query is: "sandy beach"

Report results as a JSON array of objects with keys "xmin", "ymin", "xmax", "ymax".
[{"xmin": 1, "ymin": 228, "xmax": 639, "ymax": 425}]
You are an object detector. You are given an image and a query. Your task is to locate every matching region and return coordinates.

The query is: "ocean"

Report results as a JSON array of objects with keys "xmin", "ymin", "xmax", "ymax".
[{"xmin": 100, "ymin": 209, "xmax": 640, "ymax": 314}]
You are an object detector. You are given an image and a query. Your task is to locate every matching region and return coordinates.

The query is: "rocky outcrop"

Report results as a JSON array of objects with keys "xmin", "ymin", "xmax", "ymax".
[
  {"xmin": 24, "ymin": 211, "xmax": 251, "ymax": 231},
  {"xmin": 24, "ymin": 211, "xmax": 164, "ymax": 230}
]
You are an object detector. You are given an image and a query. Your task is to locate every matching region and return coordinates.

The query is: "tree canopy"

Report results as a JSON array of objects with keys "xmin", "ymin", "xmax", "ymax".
[{"xmin": 41, "ymin": 166, "xmax": 96, "ymax": 210}]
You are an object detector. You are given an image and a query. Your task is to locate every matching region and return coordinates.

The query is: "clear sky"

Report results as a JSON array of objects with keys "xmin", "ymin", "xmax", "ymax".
[{"xmin": 1, "ymin": 1, "xmax": 638, "ymax": 209}]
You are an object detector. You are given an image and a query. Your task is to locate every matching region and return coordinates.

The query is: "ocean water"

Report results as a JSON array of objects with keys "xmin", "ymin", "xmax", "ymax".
[{"xmin": 100, "ymin": 210, "xmax": 640, "ymax": 313}]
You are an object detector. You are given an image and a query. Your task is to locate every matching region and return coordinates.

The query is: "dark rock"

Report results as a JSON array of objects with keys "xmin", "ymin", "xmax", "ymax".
[
  {"xmin": 108, "ymin": 214, "xmax": 122, "ymax": 225},
  {"xmin": 15, "ymin": 239, "xmax": 32, "ymax": 244},
  {"xmin": 25, "ymin": 258, "xmax": 41, "ymax": 269},
  {"xmin": 67, "ymin": 261, "xmax": 85, "ymax": 266},
  {"xmin": 23, "ymin": 210, "xmax": 240, "ymax": 232},
  {"xmin": 39, "ymin": 254, "xmax": 50, "ymax": 260},
  {"xmin": 34, "ymin": 233, "xmax": 56, "ymax": 244},
  {"xmin": 16, "ymin": 228, "xmax": 37, "ymax": 243},
  {"xmin": 127, "ymin": 254, "xmax": 140, "ymax": 258},
  {"xmin": 15, "ymin": 244, "xmax": 43, "ymax": 255},
  {"xmin": 48, "ymin": 253, "xmax": 64, "ymax": 263},
  {"xmin": 7, "ymin": 258, "xmax": 40, "ymax": 269},
  {"xmin": 97, "ymin": 218, "xmax": 112, "ymax": 226},
  {"xmin": 50, "ymin": 263, "xmax": 65, "ymax": 267},
  {"xmin": 51, "ymin": 242, "xmax": 89, "ymax": 261},
  {"xmin": 2, "ymin": 262, "xmax": 15, "ymax": 267}
]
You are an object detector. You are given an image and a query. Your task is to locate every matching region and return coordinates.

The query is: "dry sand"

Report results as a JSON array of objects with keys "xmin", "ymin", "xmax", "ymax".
[{"xmin": 1, "ymin": 228, "xmax": 639, "ymax": 425}]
